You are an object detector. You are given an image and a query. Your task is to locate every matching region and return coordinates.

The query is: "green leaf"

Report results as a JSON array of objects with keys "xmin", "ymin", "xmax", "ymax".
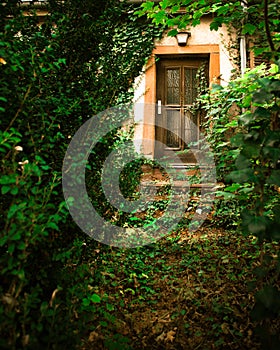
[
  {"xmin": 10, "ymin": 187, "xmax": 19, "ymax": 195},
  {"xmin": 210, "ymin": 19, "xmax": 221, "ymax": 31},
  {"xmin": 239, "ymin": 113, "xmax": 254, "ymax": 126},
  {"xmin": 47, "ymin": 222, "xmax": 60, "ymax": 231},
  {"xmin": 8, "ymin": 243, "xmax": 15, "ymax": 254},
  {"xmin": 211, "ymin": 84, "xmax": 223, "ymax": 92},
  {"xmin": 17, "ymin": 241, "xmax": 26, "ymax": 250},
  {"xmin": 1, "ymin": 185, "xmax": 10, "ymax": 194},
  {"xmin": 0, "ymin": 235, "xmax": 8, "ymax": 246},
  {"xmin": 90, "ymin": 294, "xmax": 101, "ymax": 303},
  {"xmin": 106, "ymin": 303, "xmax": 114, "ymax": 311},
  {"xmin": 153, "ymin": 10, "xmax": 167, "ymax": 24},
  {"xmin": 7, "ymin": 204, "xmax": 19, "ymax": 219},
  {"xmin": 269, "ymin": 64, "xmax": 279, "ymax": 74},
  {"xmin": 143, "ymin": 1, "xmax": 154, "ymax": 11},
  {"xmin": 215, "ymin": 190, "xmax": 236, "ymax": 200},
  {"xmin": 171, "ymin": 4, "xmax": 180, "ymax": 13},
  {"xmin": 224, "ymin": 183, "xmax": 242, "ymax": 192},
  {"xmin": 82, "ymin": 298, "xmax": 90, "ymax": 307},
  {"xmin": 247, "ymin": 216, "xmax": 269, "ymax": 236},
  {"xmin": 161, "ymin": 0, "xmax": 170, "ymax": 10},
  {"xmin": 253, "ymin": 90, "xmax": 273, "ymax": 104},
  {"xmin": 11, "ymin": 231, "xmax": 22, "ymax": 241},
  {"xmin": 242, "ymin": 23, "xmax": 257, "ymax": 35},
  {"xmin": 225, "ymin": 120, "xmax": 238, "ymax": 128},
  {"xmin": 0, "ymin": 175, "xmax": 16, "ymax": 185},
  {"xmin": 41, "ymin": 165, "xmax": 50, "ymax": 170},
  {"xmin": 235, "ymin": 155, "xmax": 251, "ymax": 169},
  {"xmin": 167, "ymin": 29, "xmax": 178, "ymax": 37},
  {"xmin": 217, "ymin": 4, "xmax": 229, "ymax": 16}
]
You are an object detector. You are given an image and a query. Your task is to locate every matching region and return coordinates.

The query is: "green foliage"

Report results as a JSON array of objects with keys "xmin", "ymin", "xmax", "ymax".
[
  {"xmin": 136, "ymin": 0, "xmax": 280, "ymax": 59},
  {"xmin": 0, "ymin": 1, "xmax": 163, "ymax": 348},
  {"xmin": 201, "ymin": 61, "xmax": 280, "ymax": 346},
  {"xmin": 202, "ymin": 63, "xmax": 280, "ymax": 227},
  {"xmin": 1, "ymin": 1, "xmax": 279, "ymax": 348},
  {"xmin": 0, "ymin": 128, "xmax": 71, "ymax": 349},
  {"xmin": 81, "ymin": 229, "xmax": 278, "ymax": 349}
]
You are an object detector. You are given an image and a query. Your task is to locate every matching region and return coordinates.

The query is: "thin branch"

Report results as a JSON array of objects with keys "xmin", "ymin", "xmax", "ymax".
[
  {"xmin": 5, "ymin": 83, "xmax": 32, "ymax": 132},
  {"xmin": 264, "ymin": 0, "xmax": 275, "ymax": 53}
]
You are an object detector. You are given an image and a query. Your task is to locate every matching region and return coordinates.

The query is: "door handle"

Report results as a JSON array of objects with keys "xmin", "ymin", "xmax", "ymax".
[{"xmin": 157, "ymin": 100, "xmax": 162, "ymax": 115}]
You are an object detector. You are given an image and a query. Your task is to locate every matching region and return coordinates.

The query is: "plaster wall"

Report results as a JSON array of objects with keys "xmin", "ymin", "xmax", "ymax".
[
  {"xmin": 156, "ymin": 18, "xmax": 235, "ymax": 85},
  {"xmin": 133, "ymin": 17, "xmax": 236, "ymax": 157}
]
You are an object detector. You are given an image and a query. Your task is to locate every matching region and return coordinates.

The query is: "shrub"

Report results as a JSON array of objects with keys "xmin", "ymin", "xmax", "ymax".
[{"xmin": 0, "ymin": 1, "xmax": 162, "ymax": 348}]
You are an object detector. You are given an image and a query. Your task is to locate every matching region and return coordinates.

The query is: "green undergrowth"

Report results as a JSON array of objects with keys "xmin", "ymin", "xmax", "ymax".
[{"xmin": 79, "ymin": 227, "xmax": 279, "ymax": 350}]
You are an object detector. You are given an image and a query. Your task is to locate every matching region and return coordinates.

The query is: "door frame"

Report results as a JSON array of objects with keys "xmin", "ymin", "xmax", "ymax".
[
  {"xmin": 142, "ymin": 44, "xmax": 220, "ymax": 159},
  {"xmin": 155, "ymin": 56, "xmax": 209, "ymax": 156}
]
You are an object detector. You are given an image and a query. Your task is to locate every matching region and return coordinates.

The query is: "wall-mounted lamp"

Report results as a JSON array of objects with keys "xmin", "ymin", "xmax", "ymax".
[{"xmin": 176, "ymin": 31, "xmax": 191, "ymax": 46}]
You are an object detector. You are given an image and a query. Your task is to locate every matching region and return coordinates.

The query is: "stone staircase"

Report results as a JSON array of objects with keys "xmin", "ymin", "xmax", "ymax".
[
  {"xmin": 140, "ymin": 164, "xmax": 219, "ymax": 191},
  {"xmin": 139, "ymin": 164, "xmax": 223, "ymax": 212},
  {"xmin": 136, "ymin": 164, "xmax": 221, "ymax": 222}
]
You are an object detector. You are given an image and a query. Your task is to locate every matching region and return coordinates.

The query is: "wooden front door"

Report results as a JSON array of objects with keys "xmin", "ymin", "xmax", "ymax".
[{"xmin": 155, "ymin": 56, "xmax": 208, "ymax": 164}]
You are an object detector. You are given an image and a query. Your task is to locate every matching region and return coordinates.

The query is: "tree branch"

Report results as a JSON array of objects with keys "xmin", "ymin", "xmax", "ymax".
[{"xmin": 264, "ymin": 0, "xmax": 275, "ymax": 53}]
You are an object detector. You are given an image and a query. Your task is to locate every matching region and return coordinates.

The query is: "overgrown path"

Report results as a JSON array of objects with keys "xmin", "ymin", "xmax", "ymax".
[{"xmin": 81, "ymin": 227, "xmax": 279, "ymax": 350}]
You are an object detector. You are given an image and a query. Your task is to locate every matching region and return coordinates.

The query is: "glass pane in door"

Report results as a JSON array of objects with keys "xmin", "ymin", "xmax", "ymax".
[
  {"xmin": 184, "ymin": 67, "xmax": 199, "ymax": 145},
  {"xmin": 166, "ymin": 68, "xmax": 180, "ymax": 105},
  {"xmin": 184, "ymin": 110, "xmax": 198, "ymax": 145},
  {"xmin": 184, "ymin": 68, "xmax": 198, "ymax": 105},
  {"xmin": 165, "ymin": 109, "xmax": 181, "ymax": 148}
]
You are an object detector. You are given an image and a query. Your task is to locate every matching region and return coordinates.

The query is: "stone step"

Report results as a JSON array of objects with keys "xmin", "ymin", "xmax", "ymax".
[{"xmin": 140, "ymin": 180, "xmax": 221, "ymax": 189}]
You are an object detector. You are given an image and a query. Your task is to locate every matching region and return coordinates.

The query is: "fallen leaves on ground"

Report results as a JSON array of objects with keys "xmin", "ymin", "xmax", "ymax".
[{"xmin": 81, "ymin": 226, "xmax": 279, "ymax": 350}]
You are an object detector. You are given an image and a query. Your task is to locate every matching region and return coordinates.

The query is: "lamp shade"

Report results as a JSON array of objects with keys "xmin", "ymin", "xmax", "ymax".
[{"xmin": 176, "ymin": 32, "xmax": 191, "ymax": 46}]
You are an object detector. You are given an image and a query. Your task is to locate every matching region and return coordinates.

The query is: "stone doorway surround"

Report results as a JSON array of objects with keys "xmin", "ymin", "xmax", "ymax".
[{"xmin": 141, "ymin": 43, "xmax": 220, "ymax": 159}]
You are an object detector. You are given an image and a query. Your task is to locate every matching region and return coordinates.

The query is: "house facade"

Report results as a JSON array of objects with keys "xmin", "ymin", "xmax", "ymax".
[
  {"xmin": 133, "ymin": 15, "xmax": 236, "ymax": 165},
  {"xmin": 18, "ymin": 1, "xmax": 248, "ymax": 167}
]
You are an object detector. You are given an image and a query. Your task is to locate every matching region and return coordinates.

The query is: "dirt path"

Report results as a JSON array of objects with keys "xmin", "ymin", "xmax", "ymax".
[{"xmin": 81, "ymin": 227, "xmax": 279, "ymax": 349}]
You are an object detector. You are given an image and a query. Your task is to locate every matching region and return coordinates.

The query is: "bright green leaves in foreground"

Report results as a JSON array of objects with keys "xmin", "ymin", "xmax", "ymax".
[
  {"xmin": 202, "ymin": 61, "xmax": 280, "ymax": 342},
  {"xmin": 136, "ymin": 0, "xmax": 280, "ymax": 58},
  {"xmin": 204, "ymin": 63, "xmax": 280, "ymax": 234},
  {"xmin": 228, "ymin": 63, "xmax": 280, "ymax": 241}
]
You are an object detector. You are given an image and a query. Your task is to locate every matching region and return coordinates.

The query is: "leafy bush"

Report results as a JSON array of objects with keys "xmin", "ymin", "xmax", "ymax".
[
  {"xmin": 203, "ymin": 63, "xmax": 280, "ymax": 229},
  {"xmin": 0, "ymin": 1, "xmax": 162, "ymax": 348},
  {"xmin": 202, "ymin": 61, "xmax": 280, "ymax": 346}
]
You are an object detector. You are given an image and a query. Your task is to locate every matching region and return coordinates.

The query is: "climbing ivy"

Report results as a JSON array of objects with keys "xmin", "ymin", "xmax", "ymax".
[
  {"xmin": 0, "ymin": 1, "xmax": 163, "ymax": 348},
  {"xmin": 136, "ymin": 0, "xmax": 280, "ymax": 58}
]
